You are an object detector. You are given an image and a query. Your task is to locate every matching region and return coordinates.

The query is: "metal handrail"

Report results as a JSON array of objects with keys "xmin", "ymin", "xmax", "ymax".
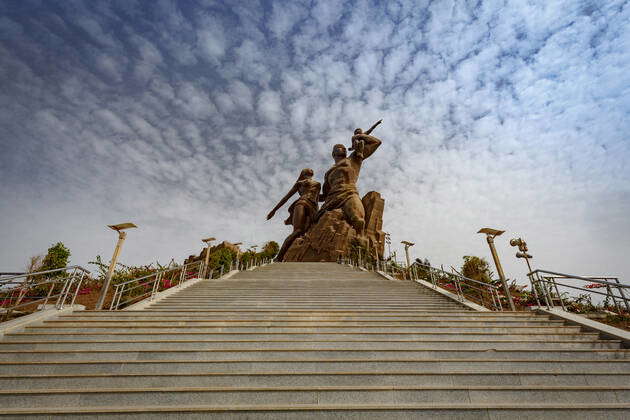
[
  {"xmin": 411, "ymin": 262, "xmax": 503, "ymax": 311},
  {"xmin": 527, "ymin": 269, "xmax": 629, "ymax": 314},
  {"xmin": 337, "ymin": 256, "xmax": 503, "ymax": 311},
  {"xmin": 1, "ymin": 265, "xmax": 90, "ymax": 321},
  {"xmin": 107, "ymin": 254, "xmax": 274, "ymax": 311},
  {"xmin": 0, "ymin": 265, "xmax": 89, "ymax": 283},
  {"xmin": 109, "ymin": 261, "xmax": 204, "ymax": 310}
]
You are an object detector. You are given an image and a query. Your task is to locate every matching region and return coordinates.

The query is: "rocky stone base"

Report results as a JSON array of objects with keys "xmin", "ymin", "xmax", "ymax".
[{"xmin": 283, "ymin": 191, "xmax": 385, "ymax": 262}]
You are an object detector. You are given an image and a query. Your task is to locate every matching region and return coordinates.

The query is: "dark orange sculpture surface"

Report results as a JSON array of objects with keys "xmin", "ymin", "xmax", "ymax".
[
  {"xmin": 269, "ymin": 121, "xmax": 385, "ymax": 262},
  {"xmin": 267, "ymin": 168, "xmax": 321, "ymax": 261}
]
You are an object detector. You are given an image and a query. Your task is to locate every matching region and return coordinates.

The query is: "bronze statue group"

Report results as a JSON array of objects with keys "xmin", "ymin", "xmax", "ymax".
[{"xmin": 267, "ymin": 120, "xmax": 383, "ymax": 261}]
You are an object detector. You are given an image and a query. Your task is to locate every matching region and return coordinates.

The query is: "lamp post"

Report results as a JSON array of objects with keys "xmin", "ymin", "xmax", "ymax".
[
  {"xmin": 401, "ymin": 241, "xmax": 415, "ymax": 268},
  {"xmin": 95, "ymin": 223, "xmax": 137, "ymax": 310},
  {"xmin": 510, "ymin": 237, "xmax": 533, "ymax": 273},
  {"xmin": 201, "ymin": 237, "xmax": 216, "ymax": 279},
  {"xmin": 478, "ymin": 228, "xmax": 516, "ymax": 311}
]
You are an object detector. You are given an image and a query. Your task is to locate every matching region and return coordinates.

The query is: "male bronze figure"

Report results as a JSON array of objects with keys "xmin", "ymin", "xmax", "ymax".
[
  {"xmin": 267, "ymin": 168, "xmax": 321, "ymax": 261},
  {"xmin": 317, "ymin": 120, "xmax": 382, "ymax": 245}
]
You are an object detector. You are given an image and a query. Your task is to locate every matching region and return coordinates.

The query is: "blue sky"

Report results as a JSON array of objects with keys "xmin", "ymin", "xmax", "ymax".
[{"xmin": 1, "ymin": 0, "xmax": 629, "ymax": 284}]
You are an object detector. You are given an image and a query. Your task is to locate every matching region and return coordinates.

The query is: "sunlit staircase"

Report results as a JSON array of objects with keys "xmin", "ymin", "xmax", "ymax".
[{"xmin": 0, "ymin": 262, "xmax": 628, "ymax": 418}]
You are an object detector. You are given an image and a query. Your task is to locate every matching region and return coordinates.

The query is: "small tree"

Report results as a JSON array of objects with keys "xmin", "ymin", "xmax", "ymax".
[
  {"xmin": 40, "ymin": 242, "xmax": 71, "ymax": 272},
  {"xmin": 209, "ymin": 248, "xmax": 237, "ymax": 275},
  {"xmin": 21, "ymin": 242, "xmax": 71, "ymax": 301},
  {"xmin": 25, "ymin": 255, "xmax": 44, "ymax": 273},
  {"xmin": 260, "ymin": 241, "xmax": 279, "ymax": 259},
  {"xmin": 460, "ymin": 256, "xmax": 493, "ymax": 283}
]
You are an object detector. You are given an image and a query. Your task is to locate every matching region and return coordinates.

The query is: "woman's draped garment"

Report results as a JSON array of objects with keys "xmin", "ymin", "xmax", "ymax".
[{"xmin": 284, "ymin": 178, "xmax": 320, "ymax": 227}]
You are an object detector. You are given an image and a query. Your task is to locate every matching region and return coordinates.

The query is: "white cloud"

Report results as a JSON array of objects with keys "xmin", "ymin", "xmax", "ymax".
[
  {"xmin": 258, "ymin": 90, "xmax": 283, "ymax": 124},
  {"xmin": 0, "ymin": 0, "xmax": 629, "ymax": 289}
]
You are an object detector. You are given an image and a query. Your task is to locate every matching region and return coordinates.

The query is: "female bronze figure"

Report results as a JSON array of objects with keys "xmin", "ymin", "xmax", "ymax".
[{"xmin": 267, "ymin": 168, "xmax": 321, "ymax": 261}]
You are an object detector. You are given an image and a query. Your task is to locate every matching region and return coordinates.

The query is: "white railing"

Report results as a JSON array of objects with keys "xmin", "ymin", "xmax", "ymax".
[
  {"xmin": 527, "ymin": 269, "xmax": 629, "ymax": 315},
  {"xmin": 109, "ymin": 261, "xmax": 203, "ymax": 310},
  {"xmin": 338, "ymin": 255, "xmax": 504, "ymax": 311},
  {"xmin": 108, "ymin": 256, "xmax": 274, "ymax": 310},
  {"xmin": 1, "ymin": 266, "xmax": 90, "ymax": 320}
]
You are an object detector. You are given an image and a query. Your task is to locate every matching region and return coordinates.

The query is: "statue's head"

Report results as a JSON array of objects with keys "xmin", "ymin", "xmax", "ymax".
[
  {"xmin": 332, "ymin": 144, "xmax": 347, "ymax": 159},
  {"xmin": 354, "ymin": 128, "xmax": 363, "ymax": 135},
  {"xmin": 299, "ymin": 168, "xmax": 314, "ymax": 179}
]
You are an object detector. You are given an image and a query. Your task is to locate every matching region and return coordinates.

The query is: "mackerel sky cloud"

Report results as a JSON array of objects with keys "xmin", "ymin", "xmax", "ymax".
[{"xmin": 1, "ymin": 0, "xmax": 629, "ymax": 283}]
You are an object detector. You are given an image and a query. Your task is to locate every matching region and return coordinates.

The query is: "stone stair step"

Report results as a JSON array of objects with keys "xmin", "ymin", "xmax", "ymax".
[
  {"xmin": 0, "ymin": 349, "xmax": 628, "ymax": 362},
  {"xmin": 54, "ymin": 317, "xmax": 563, "ymax": 326},
  {"xmin": 33, "ymin": 323, "xmax": 582, "ymax": 333},
  {"xmin": 71, "ymin": 311, "xmax": 545, "ymax": 320},
  {"xmin": 1, "ymin": 386, "xmax": 629, "ymax": 408},
  {"xmin": 2, "ymin": 359, "xmax": 629, "ymax": 375},
  {"xmin": 3, "ymin": 371, "xmax": 629, "ymax": 389},
  {"xmin": 5, "ymin": 332, "xmax": 603, "ymax": 341},
  {"xmin": 34, "ymin": 321, "xmax": 572, "ymax": 329},
  {"xmin": 0, "ymin": 339, "xmax": 620, "ymax": 350},
  {"xmin": 2, "ymin": 403, "xmax": 630, "ymax": 419}
]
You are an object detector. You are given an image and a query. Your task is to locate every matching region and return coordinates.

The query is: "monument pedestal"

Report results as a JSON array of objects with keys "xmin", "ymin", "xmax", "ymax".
[{"xmin": 283, "ymin": 191, "xmax": 385, "ymax": 262}]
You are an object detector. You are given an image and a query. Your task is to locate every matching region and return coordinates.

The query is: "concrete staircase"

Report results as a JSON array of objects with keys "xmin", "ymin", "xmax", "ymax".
[{"xmin": 0, "ymin": 262, "xmax": 628, "ymax": 418}]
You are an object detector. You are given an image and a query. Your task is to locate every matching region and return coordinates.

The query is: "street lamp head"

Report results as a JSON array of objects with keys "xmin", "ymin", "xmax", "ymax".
[
  {"xmin": 510, "ymin": 237, "xmax": 529, "ymax": 253},
  {"xmin": 401, "ymin": 241, "xmax": 415, "ymax": 247},
  {"xmin": 477, "ymin": 227, "xmax": 504, "ymax": 237},
  {"xmin": 201, "ymin": 237, "xmax": 216, "ymax": 244},
  {"xmin": 108, "ymin": 223, "xmax": 137, "ymax": 232}
]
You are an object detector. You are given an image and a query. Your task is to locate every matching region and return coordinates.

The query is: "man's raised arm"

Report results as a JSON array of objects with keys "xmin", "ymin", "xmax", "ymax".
[{"xmin": 351, "ymin": 133, "xmax": 381, "ymax": 160}]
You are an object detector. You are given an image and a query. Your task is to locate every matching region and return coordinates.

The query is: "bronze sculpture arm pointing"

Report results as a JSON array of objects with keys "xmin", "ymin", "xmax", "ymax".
[
  {"xmin": 267, "ymin": 184, "xmax": 298, "ymax": 220},
  {"xmin": 365, "ymin": 119, "xmax": 383, "ymax": 135}
]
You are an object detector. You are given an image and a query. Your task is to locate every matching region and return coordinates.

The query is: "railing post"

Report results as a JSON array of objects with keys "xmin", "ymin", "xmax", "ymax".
[
  {"xmin": 541, "ymin": 277, "xmax": 553, "ymax": 309},
  {"xmin": 606, "ymin": 284, "xmax": 623, "ymax": 314},
  {"xmin": 56, "ymin": 268, "xmax": 76, "ymax": 309},
  {"xmin": 552, "ymin": 277, "xmax": 567, "ymax": 311},
  {"xmin": 495, "ymin": 289, "xmax": 503, "ymax": 311},
  {"xmin": 613, "ymin": 279, "xmax": 630, "ymax": 313},
  {"xmin": 178, "ymin": 265, "xmax": 186, "ymax": 286},
  {"xmin": 43, "ymin": 279, "xmax": 57, "ymax": 308},
  {"xmin": 70, "ymin": 272, "xmax": 86, "ymax": 306},
  {"xmin": 112, "ymin": 283, "xmax": 125, "ymax": 310},
  {"xmin": 109, "ymin": 285, "xmax": 118, "ymax": 310},
  {"xmin": 528, "ymin": 273, "xmax": 542, "ymax": 307},
  {"xmin": 151, "ymin": 272, "xmax": 162, "ymax": 299}
]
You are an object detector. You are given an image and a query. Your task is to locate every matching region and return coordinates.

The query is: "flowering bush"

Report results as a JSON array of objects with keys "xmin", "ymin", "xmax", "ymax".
[
  {"xmin": 585, "ymin": 283, "xmax": 606, "ymax": 289},
  {"xmin": 162, "ymin": 278, "xmax": 173, "ymax": 289},
  {"xmin": 77, "ymin": 287, "xmax": 92, "ymax": 295}
]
